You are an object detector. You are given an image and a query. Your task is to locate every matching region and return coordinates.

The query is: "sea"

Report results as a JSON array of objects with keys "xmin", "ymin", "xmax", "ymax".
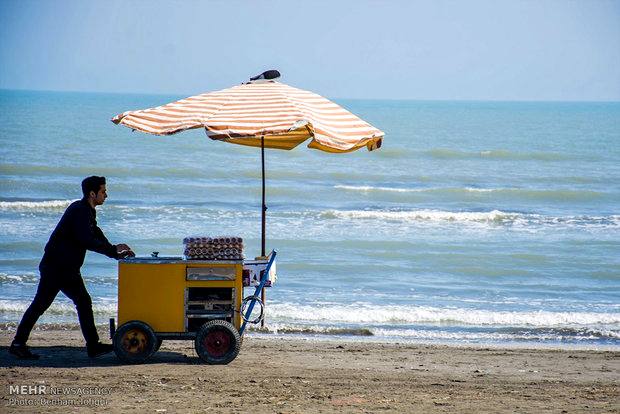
[{"xmin": 0, "ymin": 89, "xmax": 618, "ymax": 349}]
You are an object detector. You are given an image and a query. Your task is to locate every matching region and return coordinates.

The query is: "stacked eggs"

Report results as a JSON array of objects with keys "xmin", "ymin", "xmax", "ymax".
[{"xmin": 183, "ymin": 236, "xmax": 244, "ymax": 260}]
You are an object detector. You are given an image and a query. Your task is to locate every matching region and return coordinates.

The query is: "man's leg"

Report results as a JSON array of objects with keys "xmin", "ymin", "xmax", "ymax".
[
  {"xmin": 13, "ymin": 272, "xmax": 60, "ymax": 345},
  {"xmin": 60, "ymin": 275, "xmax": 99, "ymax": 345},
  {"xmin": 60, "ymin": 275, "xmax": 113, "ymax": 358},
  {"xmin": 11, "ymin": 271, "xmax": 60, "ymax": 359}
]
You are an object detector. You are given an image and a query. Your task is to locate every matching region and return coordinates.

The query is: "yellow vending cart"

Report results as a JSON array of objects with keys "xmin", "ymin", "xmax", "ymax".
[{"xmin": 110, "ymin": 251, "xmax": 276, "ymax": 365}]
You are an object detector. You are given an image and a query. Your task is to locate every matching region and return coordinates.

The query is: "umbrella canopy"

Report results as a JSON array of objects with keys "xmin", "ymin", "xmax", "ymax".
[
  {"xmin": 112, "ymin": 72, "xmax": 384, "ymax": 257},
  {"xmin": 112, "ymin": 78, "xmax": 384, "ymax": 153}
]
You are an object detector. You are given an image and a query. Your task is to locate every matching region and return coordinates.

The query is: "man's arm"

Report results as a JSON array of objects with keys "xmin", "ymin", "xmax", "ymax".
[
  {"xmin": 94, "ymin": 225, "xmax": 134, "ymax": 257},
  {"xmin": 71, "ymin": 206, "xmax": 118, "ymax": 259},
  {"xmin": 94, "ymin": 226, "xmax": 135, "ymax": 258}
]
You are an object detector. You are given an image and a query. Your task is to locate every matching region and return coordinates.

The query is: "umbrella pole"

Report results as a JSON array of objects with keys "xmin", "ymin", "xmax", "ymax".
[
  {"xmin": 261, "ymin": 135, "xmax": 266, "ymax": 257},
  {"xmin": 261, "ymin": 135, "xmax": 266, "ymax": 328}
]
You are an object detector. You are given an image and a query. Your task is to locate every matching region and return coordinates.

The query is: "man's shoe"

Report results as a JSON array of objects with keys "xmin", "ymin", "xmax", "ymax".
[
  {"xmin": 9, "ymin": 343, "xmax": 40, "ymax": 360},
  {"xmin": 87, "ymin": 342, "xmax": 113, "ymax": 358}
]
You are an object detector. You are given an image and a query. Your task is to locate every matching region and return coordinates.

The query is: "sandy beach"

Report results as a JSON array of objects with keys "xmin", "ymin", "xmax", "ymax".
[{"xmin": 0, "ymin": 327, "xmax": 618, "ymax": 413}]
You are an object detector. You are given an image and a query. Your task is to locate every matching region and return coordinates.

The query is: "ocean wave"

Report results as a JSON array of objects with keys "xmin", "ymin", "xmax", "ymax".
[
  {"xmin": 267, "ymin": 303, "xmax": 620, "ymax": 329},
  {"xmin": 320, "ymin": 209, "xmax": 520, "ymax": 223},
  {"xmin": 335, "ymin": 185, "xmax": 513, "ymax": 194},
  {"xmin": 425, "ymin": 148, "xmax": 572, "ymax": 161},
  {"xmin": 2, "ymin": 199, "xmax": 618, "ymax": 232},
  {"xmin": 1, "ymin": 321, "xmax": 615, "ymax": 344},
  {"xmin": 0, "ymin": 162, "xmax": 261, "ymax": 181},
  {"xmin": 0, "ymin": 272, "xmax": 119, "ymax": 286},
  {"xmin": 335, "ymin": 185, "xmax": 424, "ymax": 193},
  {"xmin": 334, "ymin": 185, "xmax": 605, "ymax": 201},
  {"xmin": 0, "ymin": 299, "xmax": 617, "ymax": 344},
  {"xmin": 254, "ymin": 326, "xmax": 374, "ymax": 336},
  {"xmin": 0, "ymin": 199, "xmax": 77, "ymax": 212},
  {"xmin": 0, "ymin": 272, "xmax": 39, "ymax": 284},
  {"xmin": 0, "ymin": 199, "xmax": 248, "ymax": 219},
  {"xmin": 318, "ymin": 209, "xmax": 620, "ymax": 227},
  {"xmin": 370, "ymin": 327, "xmax": 620, "ymax": 341},
  {"xmin": 0, "ymin": 299, "xmax": 116, "ymax": 316},
  {"xmin": 2, "ymin": 300, "xmax": 616, "ymax": 330},
  {"xmin": 254, "ymin": 324, "xmax": 619, "ymax": 342}
]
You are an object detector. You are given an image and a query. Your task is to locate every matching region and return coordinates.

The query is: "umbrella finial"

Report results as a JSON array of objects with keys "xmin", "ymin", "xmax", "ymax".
[{"xmin": 249, "ymin": 70, "xmax": 280, "ymax": 83}]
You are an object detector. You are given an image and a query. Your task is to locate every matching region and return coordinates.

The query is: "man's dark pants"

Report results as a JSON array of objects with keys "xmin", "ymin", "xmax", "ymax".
[{"xmin": 14, "ymin": 266, "xmax": 99, "ymax": 345}]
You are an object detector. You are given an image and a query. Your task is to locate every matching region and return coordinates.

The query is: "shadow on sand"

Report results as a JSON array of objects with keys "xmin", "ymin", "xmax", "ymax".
[{"xmin": 0, "ymin": 345, "xmax": 202, "ymax": 368}]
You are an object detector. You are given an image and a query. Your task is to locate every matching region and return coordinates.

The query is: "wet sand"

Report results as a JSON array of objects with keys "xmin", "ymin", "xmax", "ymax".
[{"xmin": 1, "ymin": 328, "xmax": 618, "ymax": 413}]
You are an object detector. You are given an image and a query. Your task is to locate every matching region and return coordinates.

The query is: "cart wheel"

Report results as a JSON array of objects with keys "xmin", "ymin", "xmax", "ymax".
[
  {"xmin": 154, "ymin": 338, "xmax": 163, "ymax": 353},
  {"xmin": 113, "ymin": 320, "xmax": 157, "ymax": 364},
  {"xmin": 195, "ymin": 320, "xmax": 241, "ymax": 365}
]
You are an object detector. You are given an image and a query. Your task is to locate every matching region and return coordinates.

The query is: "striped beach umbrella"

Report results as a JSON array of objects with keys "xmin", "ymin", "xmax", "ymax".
[{"xmin": 112, "ymin": 70, "xmax": 384, "ymax": 256}]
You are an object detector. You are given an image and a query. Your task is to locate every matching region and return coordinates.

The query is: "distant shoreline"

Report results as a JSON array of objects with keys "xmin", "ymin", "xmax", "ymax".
[{"xmin": 1, "ymin": 322, "xmax": 618, "ymax": 352}]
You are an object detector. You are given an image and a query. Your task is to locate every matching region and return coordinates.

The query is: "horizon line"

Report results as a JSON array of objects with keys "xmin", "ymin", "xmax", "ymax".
[{"xmin": 1, "ymin": 87, "xmax": 619, "ymax": 104}]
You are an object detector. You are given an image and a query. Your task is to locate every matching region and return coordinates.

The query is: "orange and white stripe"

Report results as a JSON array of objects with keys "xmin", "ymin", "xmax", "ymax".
[{"xmin": 112, "ymin": 81, "xmax": 384, "ymax": 153}]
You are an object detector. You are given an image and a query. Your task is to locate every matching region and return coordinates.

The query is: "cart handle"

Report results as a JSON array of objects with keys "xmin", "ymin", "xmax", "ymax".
[
  {"xmin": 239, "ymin": 250, "xmax": 277, "ymax": 336},
  {"xmin": 240, "ymin": 295, "xmax": 264, "ymax": 324}
]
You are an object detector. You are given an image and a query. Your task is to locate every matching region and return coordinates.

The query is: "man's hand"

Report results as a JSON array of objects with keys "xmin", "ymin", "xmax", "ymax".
[{"xmin": 116, "ymin": 244, "xmax": 135, "ymax": 258}]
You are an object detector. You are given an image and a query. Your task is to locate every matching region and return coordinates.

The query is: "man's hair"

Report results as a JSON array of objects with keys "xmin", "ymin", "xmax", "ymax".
[{"xmin": 81, "ymin": 176, "xmax": 106, "ymax": 198}]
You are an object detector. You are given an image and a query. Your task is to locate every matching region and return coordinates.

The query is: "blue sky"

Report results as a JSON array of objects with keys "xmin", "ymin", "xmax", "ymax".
[{"xmin": 0, "ymin": 0, "xmax": 619, "ymax": 101}]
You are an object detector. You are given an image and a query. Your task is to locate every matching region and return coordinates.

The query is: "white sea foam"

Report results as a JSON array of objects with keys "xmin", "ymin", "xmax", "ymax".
[
  {"xmin": 0, "ymin": 299, "xmax": 617, "ymax": 343},
  {"xmin": 333, "ymin": 185, "xmax": 604, "ymax": 201},
  {"xmin": 2, "ymin": 299, "xmax": 616, "ymax": 329},
  {"xmin": 261, "ymin": 324, "xmax": 619, "ymax": 342},
  {"xmin": 267, "ymin": 303, "xmax": 620, "ymax": 328},
  {"xmin": 320, "ymin": 209, "xmax": 519, "ymax": 223},
  {"xmin": 371, "ymin": 327, "xmax": 620, "ymax": 340},
  {"xmin": 335, "ymin": 185, "xmax": 499, "ymax": 193},
  {"xmin": 0, "ymin": 199, "xmax": 77, "ymax": 211},
  {"xmin": 0, "ymin": 299, "xmax": 116, "ymax": 315},
  {"xmin": 464, "ymin": 187, "xmax": 496, "ymax": 192},
  {"xmin": 335, "ymin": 185, "xmax": 424, "ymax": 193},
  {"xmin": 0, "ymin": 272, "xmax": 38, "ymax": 284},
  {"xmin": 318, "ymin": 208, "xmax": 620, "ymax": 228},
  {"xmin": 427, "ymin": 148, "xmax": 572, "ymax": 161}
]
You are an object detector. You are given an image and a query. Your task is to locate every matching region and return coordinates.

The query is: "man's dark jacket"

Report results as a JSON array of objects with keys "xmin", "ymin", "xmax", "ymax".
[{"xmin": 40, "ymin": 198, "xmax": 117, "ymax": 274}]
